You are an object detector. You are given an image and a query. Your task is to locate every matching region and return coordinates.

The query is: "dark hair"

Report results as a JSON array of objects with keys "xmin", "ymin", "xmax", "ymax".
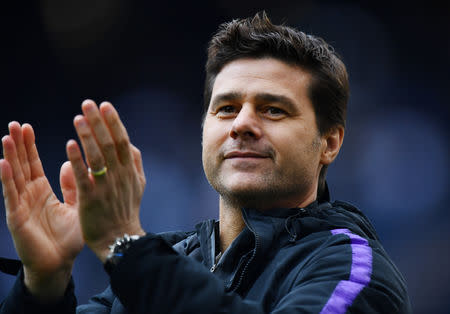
[{"xmin": 203, "ymin": 11, "xmax": 349, "ymax": 201}]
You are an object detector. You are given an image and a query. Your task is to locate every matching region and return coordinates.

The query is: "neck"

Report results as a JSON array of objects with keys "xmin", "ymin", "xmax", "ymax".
[
  {"xmin": 219, "ymin": 197, "xmax": 246, "ymax": 253},
  {"xmin": 218, "ymin": 187, "xmax": 318, "ymax": 252}
]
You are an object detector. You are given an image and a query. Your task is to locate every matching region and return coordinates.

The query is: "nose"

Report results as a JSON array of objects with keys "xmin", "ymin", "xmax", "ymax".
[{"xmin": 229, "ymin": 104, "xmax": 262, "ymax": 140}]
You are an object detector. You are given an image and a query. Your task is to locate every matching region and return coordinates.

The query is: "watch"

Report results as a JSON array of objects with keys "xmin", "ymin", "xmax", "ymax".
[{"xmin": 103, "ymin": 233, "xmax": 142, "ymax": 275}]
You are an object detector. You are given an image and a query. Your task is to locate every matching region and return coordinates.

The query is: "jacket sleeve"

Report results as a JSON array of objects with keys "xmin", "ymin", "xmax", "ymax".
[
  {"xmin": 75, "ymin": 286, "xmax": 116, "ymax": 314},
  {"xmin": 271, "ymin": 236, "xmax": 412, "ymax": 313},
  {"xmin": 0, "ymin": 268, "xmax": 77, "ymax": 314},
  {"xmin": 110, "ymin": 234, "xmax": 265, "ymax": 313},
  {"xmin": 110, "ymin": 233, "xmax": 411, "ymax": 314},
  {"xmin": 0, "ymin": 268, "xmax": 118, "ymax": 314}
]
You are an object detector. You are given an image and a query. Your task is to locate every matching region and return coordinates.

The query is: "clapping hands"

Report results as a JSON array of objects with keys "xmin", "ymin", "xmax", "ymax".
[{"xmin": 0, "ymin": 100, "xmax": 146, "ymax": 301}]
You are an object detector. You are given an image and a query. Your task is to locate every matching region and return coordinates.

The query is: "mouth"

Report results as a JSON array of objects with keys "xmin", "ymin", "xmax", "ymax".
[{"xmin": 224, "ymin": 151, "xmax": 270, "ymax": 159}]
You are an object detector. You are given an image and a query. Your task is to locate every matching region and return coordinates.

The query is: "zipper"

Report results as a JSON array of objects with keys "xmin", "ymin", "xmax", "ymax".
[
  {"xmin": 227, "ymin": 207, "xmax": 307, "ymax": 291},
  {"xmin": 285, "ymin": 208, "xmax": 306, "ymax": 242},
  {"xmin": 210, "ymin": 251, "xmax": 222, "ymax": 273},
  {"xmin": 230, "ymin": 226, "xmax": 260, "ymax": 292}
]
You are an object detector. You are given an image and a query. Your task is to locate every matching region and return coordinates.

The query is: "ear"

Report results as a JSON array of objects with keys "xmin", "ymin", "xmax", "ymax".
[{"xmin": 320, "ymin": 126, "xmax": 344, "ymax": 166}]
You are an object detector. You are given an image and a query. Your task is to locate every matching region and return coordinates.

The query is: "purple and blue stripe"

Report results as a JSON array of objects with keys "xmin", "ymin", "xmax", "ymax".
[{"xmin": 320, "ymin": 228, "xmax": 373, "ymax": 314}]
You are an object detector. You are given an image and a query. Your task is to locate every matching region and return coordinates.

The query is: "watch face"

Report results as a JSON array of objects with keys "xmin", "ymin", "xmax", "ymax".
[{"xmin": 105, "ymin": 234, "xmax": 142, "ymax": 275}]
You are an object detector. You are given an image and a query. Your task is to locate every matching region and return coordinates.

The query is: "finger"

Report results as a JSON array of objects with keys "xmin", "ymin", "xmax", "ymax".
[
  {"xmin": 60, "ymin": 161, "xmax": 77, "ymax": 207},
  {"xmin": 130, "ymin": 144, "xmax": 145, "ymax": 179},
  {"xmin": 8, "ymin": 122, "xmax": 31, "ymax": 181},
  {"xmin": 22, "ymin": 123, "xmax": 45, "ymax": 180},
  {"xmin": 100, "ymin": 102, "xmax": 132, "ymax": 166},
  {"xmin": 66, "ymin": 139, "xmax": 92, "ymax": 195},
  {"xmin": 2, "ymin": 135, "xmax": 26, "ymax": 194},
  {"xmin": 73, "ymin": 115, "xmax": 106, "ymax": 179},
  {"xmin": 81, "ymin": 100, "xmax": 119, "ymax": 169},
  {"xmin": 0, "ymin": 159, "xmax": 20, "ymax": 221}
]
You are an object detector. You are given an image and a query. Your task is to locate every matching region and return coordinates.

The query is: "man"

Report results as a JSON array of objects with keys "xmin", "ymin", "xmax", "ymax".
[{"xmin": 0, "ymin": 12, "xmax": 411, "ymax": 313}]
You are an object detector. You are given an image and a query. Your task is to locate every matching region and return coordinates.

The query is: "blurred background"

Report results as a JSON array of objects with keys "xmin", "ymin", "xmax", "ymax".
[{"xmin": 0, "ymin": 1, "xmax": 448, "ymax": 312}]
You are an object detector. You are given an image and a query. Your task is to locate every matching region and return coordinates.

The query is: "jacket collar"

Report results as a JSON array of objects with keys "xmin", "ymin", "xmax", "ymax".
[
  {"xmin": 195, "ymin": 200, "xmax": 326, "ymax": 293},
  {"xmin": 318, "ymin": 181, "xmax": 331, "ymax": 203}
]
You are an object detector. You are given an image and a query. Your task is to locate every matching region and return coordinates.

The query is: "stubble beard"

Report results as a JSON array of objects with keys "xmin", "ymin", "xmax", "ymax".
[
  {"xmin": 205, "ymin": 156, "xmax": 317, "ymax": 210},
  {"xmin": 204, "ymin": 136, "xmax": 322, "ymax": 210},
  {"xmin": 215, "ymin": 165, "xmax": 314, "ymax": 210}
]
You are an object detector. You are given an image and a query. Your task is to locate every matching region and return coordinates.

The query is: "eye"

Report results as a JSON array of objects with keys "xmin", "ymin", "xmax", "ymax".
[
  {"xmin": 216, "ymin": 105, "xmax": 238, "ymax": 117},
  {"xmin": 263, "ymin": 106, "xmax": 287, "ymax": 118},
  {"xmin": 219, "ymin": 105, "xmax": 235, "ymax": 113}
]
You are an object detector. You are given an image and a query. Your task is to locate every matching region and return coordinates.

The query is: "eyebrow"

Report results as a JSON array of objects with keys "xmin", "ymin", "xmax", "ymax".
[
  {"xmin": 209, "ymin": 92, "xmax": 243, "ymax": 110},
  {"xmin": 210, "ymin": 92, "xmax": 299, "ymax": 112},
  {"xmin": 253, "ymin": 93, "xmax": 298, "ymax": 112}
]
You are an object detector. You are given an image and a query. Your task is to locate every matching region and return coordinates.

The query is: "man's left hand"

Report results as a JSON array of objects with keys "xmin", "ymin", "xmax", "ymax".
[{"xmin": 66, "ymin": 99, "xmax": 146, "ymax": 263}]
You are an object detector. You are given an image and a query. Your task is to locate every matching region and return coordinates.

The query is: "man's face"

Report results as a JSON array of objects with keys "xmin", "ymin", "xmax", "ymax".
[{"xmin": 202, "ymin": 58, "xmax": 324, "ymax": 209}]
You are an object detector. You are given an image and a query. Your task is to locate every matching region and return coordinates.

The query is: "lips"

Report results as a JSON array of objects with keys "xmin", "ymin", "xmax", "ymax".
[{"xmin": 224, "ymin": 151, "xmax": 270, "ymax": 159}]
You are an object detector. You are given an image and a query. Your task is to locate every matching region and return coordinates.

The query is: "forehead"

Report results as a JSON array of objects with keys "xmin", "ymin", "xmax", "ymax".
[{"xmin": 211, "ymin": 58, "xmax": 311, "ymax": 102}]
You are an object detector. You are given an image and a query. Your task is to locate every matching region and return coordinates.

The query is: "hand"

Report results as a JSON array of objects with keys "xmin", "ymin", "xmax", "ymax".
[
  {"xmin": 0, "ymin": 122, "xmax": 84, "ymax": 301},
  {"xmin": 66, "ymin": 100, "xmax": 146, "ymax": 262}
]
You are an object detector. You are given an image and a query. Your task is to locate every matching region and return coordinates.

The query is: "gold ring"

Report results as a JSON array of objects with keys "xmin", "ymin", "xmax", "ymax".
[{"xmin": 88, "ymin": 166, "xmax": 108, "ymax": 177}]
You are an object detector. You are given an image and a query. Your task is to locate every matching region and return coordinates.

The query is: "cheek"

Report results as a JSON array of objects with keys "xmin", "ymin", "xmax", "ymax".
[
  {"xmin": 202, "ymin": 130, "xmax": 217, "ymax": 157},
  {"xmin": 201, "ymin": 135, "xmax": 211, "ymax": 169},
  {"xmin": 270, "ymin": 130, "xmax": 320, "ymax": 166},
  {"xmin": 202, "ymin": 125, "xmax": 223, "ymax": 166},
  {"xmin": 203, "ymin": 120, "xmax": 229, "ymax": 147}
]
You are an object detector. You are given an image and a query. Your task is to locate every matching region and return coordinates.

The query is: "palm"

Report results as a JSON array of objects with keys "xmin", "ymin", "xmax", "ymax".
[
  {"xmin": 1, "ymin": 123, "xmax": 84, "ymax": 275},
  {"xmin": 9, "ymin": 176, "xmax": 83, "ymax": 273}
]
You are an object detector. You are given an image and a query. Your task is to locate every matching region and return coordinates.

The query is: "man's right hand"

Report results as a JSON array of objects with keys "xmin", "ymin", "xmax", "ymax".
[{"xmin": 0, "ymin": 122, "xmax": 84, "ymax": 302}]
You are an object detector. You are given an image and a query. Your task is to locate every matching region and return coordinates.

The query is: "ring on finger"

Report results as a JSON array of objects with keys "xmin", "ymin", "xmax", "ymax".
[{"xmin": 88, "ymin": 166, "xmax": 108, "ymax": 177}]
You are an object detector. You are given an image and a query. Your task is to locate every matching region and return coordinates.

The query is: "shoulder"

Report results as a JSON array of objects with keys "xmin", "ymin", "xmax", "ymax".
[{"xmin": 299, "ymin": 202, "xmax": 412, "ymax": 312}]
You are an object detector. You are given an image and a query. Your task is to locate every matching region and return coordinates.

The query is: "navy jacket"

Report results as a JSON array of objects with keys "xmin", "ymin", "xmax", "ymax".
[{"xmin": 0, "ymin": 200, "xmax": 411, "ymax": 313}]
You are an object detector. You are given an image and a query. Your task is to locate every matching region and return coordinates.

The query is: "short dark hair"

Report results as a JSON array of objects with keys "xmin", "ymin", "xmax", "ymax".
[{"xmin": 203, "ymin": 12, "xmax": 349, "ymax": 201}]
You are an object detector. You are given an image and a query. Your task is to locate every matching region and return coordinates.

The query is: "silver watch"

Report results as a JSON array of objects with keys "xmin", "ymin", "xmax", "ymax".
[{"xmin": 104, "ymin": 234, "xmax": 142, "ymax": 275}]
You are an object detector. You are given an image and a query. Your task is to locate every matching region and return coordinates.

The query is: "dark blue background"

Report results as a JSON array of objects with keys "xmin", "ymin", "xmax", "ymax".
[{"xmin": 1, "ymin": 1, "xmax": 448, "ymax": 312}]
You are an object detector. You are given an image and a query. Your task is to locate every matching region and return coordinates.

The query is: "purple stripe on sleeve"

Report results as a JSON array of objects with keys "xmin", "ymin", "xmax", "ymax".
[{"xmin": 320, "ymin": 228, "xmax": 373, "ymax": 314}]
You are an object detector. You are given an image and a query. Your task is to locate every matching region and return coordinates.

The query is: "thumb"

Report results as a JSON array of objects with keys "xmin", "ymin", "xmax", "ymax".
[{"xmin": 60, "ymin": 161, "xmax": 77, "ymax": 206}]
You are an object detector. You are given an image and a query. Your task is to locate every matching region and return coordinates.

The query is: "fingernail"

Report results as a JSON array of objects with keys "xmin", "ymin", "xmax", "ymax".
[
  {"xmin": 66, "ymin": 140, "xmax": 78, "ymax": 152},
  {"xmin": 8, "ymin": 121, "xmax": 19, "ymax": 129},
  {"xmin": 85, "ymin": 104, "xmax": 96, "ymax": 113},
  {"xmin": 74, "ymin": 116, "xmax": 87, "ymax": 127},
  {"xmin": 103, "ymin": 105, "xmax": 114, "ymax": 117}
]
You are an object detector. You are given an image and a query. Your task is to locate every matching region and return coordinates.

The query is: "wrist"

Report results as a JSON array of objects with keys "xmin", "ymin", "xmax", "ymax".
[
  {"xmin": 23, "ymin": 265, "xmax": 73, "ymax": 303},
  {"xmin": 89, "ymin": 227, "xmax": 146, "ymax": 263},
  {"xmin": 103, "ymin": 233, "xmax": 144, "ymax": 275}
]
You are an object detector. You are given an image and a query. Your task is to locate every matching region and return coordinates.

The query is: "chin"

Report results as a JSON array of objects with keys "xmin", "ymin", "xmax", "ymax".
[
  {"xmin": 218, "ymin": 181, "xmax": 279, "ymax": 208},
  {"xmin": 224, "ymin": 176, "xmax": 269, "ymax": 192}
]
